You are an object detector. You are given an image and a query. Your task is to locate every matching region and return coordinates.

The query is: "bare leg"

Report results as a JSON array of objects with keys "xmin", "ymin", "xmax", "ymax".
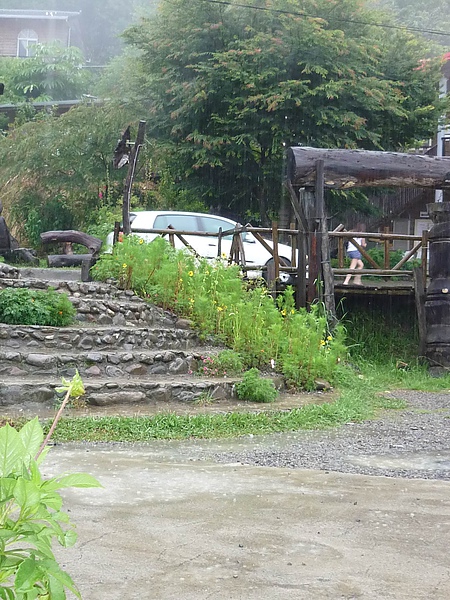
[
  {"xmin": 343, "ymin": 258, "xmax": 359, "ymax": 285},
  {"xmin": 353, "ymin": 259, "xmax": 364, "ymax": 285}
]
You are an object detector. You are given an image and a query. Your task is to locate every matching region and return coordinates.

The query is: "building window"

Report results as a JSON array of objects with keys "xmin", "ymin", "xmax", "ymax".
[{"xmin": 17, "ymin": 29, "xmax": 38, "ymax": 57}]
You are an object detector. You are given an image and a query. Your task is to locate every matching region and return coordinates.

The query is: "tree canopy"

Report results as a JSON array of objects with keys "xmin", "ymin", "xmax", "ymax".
[
  {"xmin": 0, "ymin": 104, "xmax": 131, "ymax": 245},
  {"xmin": 119, "ymin": 0, "xmax": 445, "ymax": 222},
  {"xmin": 0, "ymin": 43, "xmax": 90, "ymax": 104}
]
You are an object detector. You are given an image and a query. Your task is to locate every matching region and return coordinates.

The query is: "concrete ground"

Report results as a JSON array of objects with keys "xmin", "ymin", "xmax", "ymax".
[{"xmin": 43, "ymin": 442, "xmax": 450, "ymax": 600}]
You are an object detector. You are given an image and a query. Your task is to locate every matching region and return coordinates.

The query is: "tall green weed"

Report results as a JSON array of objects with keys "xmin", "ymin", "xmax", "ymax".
[{"xmin": 93, "ymin": 237, "xmax": 348, "ymax": 389}]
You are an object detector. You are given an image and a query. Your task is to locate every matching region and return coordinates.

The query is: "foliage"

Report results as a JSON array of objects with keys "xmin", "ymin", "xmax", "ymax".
[
  {"xmin": 0, "ymin": 43, "xmax": 91, "ymax": 104},
  {"xmin": 92, "ymin": 236, "xmax": 347, "ymax": 389},
  {"xmin": 339, "ymin": 295, "xmax": 419, "ymax": 364},
  {"xmin": 117, "ymin": 0, "xmax": 445, "ymax": 222},
  {"xmin": 0, "ymin": 415, "xmax": 101, "ymax": 599},
  {"xmin": 0, "ymin": 104, "xmax": 131, "ymax": 246},
  {"xmin": 235, "ymin": 368, "xmax": 279, "ymax": 403},
  {"xmin": 363, "ymin": 247, "xmax": 420, "ymax": 270},
  {"xmin": 0, "ymin": 288, "xmax": 75, "ymax": 326},
  {"xmin": 371, "ymin": 0, "xmax": 450, "ymax": 49},
  {"xmin": 196, "ymin": 350, "xmax": 244, "ymax": 377}
]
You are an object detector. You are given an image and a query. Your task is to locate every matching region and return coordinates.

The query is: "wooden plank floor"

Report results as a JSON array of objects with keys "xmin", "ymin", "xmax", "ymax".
[{"xmin": 334, "ymin": 277, "xmax": 416, "ymax": 296}]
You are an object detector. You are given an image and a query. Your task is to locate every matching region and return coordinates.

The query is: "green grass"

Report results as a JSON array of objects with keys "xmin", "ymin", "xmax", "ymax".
[{"xmin": 45, "ymin": 383, "xmax": 375, "ymax": 442}]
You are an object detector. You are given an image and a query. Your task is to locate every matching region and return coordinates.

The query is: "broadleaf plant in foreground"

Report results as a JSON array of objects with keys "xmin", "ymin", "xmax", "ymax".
[{"xmin": 0, "ymin": 373, "xmax": 101, "ymax": 599}]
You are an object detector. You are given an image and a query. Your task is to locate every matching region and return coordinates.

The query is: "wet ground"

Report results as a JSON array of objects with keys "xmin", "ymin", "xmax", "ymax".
[
  {"xmin": 47, "ymin": 442, "xmax": 450, "ymax": 600},
  {"xmin": 8, "ymin": 388, "xmax": 450, "ymax": 598}
]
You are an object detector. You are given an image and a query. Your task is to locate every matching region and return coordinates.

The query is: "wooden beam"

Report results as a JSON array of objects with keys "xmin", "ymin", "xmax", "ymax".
[
  {"xmin": 122, "ymin": 120, "xmax": 146, "ymax": 235},
  {"xmin": 287, "ymin": 146, "xmax": 450, "ymax": 189},
  {"xmin": 41, "ymin": 230, "xmax": 102, "ymax": 255}
]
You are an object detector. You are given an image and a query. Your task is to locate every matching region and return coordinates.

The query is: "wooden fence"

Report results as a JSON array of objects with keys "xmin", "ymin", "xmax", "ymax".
[{"xmin": 123, "ymin": 223, "xmax": 430, "ymax": 286}]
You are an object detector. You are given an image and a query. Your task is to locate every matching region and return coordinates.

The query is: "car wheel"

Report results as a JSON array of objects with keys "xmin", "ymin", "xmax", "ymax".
[{"xmin": 263, "ymin": 258, "xmax": 294, "ymax": 286}]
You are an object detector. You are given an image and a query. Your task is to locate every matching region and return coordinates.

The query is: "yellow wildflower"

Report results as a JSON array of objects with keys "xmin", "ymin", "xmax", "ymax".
[
  {"xmin": 122, "ymin": 263, "xmax": 127, "ymax": 269},
  {"xmin": 281, "ymin": 309, "xmax": 286, "ymax": 316},
  {"xmin": 217, "ymin": 306, "xmax": 223, "ymax": 312},
  {"xmin": 327, "ymin": 335, "xmax": 333, "ymax": 341},
  {"xmin": 320, "ymin": 340, "xmax": 326, "ymax": 346},
  {"xmin": 139, "ymin": 239, "xmax": 144, "ymax": 244},
  {"xmin": 188, "ymin": 271, "xmax": 194, "ymax": 277}
]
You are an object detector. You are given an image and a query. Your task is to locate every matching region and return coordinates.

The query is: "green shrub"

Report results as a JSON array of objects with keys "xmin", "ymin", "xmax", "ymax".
[
  {"xmin": 0, "ymin": 287, "xmax": 76, "ymax": 326},
  {"xmin": 197, "ymin": 350, "xmax": 244, "ymax": 376},
  {"xmin": 235, "ymin": 368, "xmax": 279, "ymax": 403}
]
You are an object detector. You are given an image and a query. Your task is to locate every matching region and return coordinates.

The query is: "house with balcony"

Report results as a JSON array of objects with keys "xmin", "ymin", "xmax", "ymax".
[{"xmin": 0, "ymin": 9, "xmax": 81, "ymax": 57}]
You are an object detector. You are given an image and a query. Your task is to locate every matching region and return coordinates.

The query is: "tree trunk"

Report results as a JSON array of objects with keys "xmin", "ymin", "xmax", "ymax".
[
  {"xmin": 287, "ymin": 147, "xmax": 450, "ymax": 189},
  {"xmin": 40, "ymin": 230, "xmax": 102, "ymax": 255}
]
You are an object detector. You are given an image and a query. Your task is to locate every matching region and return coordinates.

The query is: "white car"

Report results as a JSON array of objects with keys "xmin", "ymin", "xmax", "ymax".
[{"xmin": 105, "ymin": 210, "xmax": 296, "ymax": 284}]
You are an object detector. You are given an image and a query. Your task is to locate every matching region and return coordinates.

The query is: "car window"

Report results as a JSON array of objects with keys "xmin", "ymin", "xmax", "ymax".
[
  {"xmin": 200, "ymin": 216, "xmax": 236, "ymax": 240},
  {"xmin": 153, "ymin": 215, "xmax": 200, "ymax": 231}
]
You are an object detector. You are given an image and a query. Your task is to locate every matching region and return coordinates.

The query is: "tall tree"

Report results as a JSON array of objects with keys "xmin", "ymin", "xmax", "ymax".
[
  {"xmin": 0, "ymin": 104, "xmax": 130, "ymax": 245},
  {"xmin": 119, "ymin": 0, "xmax": 444, "ymax": 223}
]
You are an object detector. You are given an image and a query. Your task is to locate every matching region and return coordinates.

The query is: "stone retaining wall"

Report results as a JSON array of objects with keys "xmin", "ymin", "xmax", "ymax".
[
  {"xmin": 0, "ymin": 348, "xmax": 204, "ymax": 379},
  {"xmin": 0, "ymin": 324, "xmax": 199, "ymax": 352}
]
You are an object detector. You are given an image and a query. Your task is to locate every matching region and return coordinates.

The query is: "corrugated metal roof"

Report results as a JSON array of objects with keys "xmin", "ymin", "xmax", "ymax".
[{"xmin": 0, "ymin": 9, "xmax": 80, "ymax": 20}]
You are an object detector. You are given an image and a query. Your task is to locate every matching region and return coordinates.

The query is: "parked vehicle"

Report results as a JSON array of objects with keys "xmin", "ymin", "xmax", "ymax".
[{"xmin": 105, "ymin": 210, "xmax": 296, "ymax": 284}]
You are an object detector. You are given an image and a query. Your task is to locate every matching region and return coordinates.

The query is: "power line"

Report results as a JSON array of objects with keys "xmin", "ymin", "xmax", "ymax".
[{"xmin": 198, "ymin": 0, "xmax": 450, "ymax": 38}]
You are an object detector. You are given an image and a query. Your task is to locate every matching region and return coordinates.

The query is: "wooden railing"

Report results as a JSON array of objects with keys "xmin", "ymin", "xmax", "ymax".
[
  {"xmin": 118, "ymin": 223, "xmax": 430, "ymax": 284},
  {"xmin": 329, "ymin": 229, "xmax": 429, "ymax": 282}
]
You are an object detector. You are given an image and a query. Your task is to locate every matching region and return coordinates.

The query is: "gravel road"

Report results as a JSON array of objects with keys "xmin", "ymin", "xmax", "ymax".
[{"xmin": 214, "ymin": 390, "xmax": 450, "ymax": 480}]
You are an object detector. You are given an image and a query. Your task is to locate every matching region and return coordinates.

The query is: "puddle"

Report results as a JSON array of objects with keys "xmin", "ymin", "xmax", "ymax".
[{"xmin": 348, "ymin": 451, "xmax": 450, "ymax": 472}]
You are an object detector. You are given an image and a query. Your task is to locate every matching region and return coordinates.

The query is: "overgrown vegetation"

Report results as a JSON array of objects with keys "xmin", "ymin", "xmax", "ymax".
[
  {"xmin": 0, "ymin": 288, "xmax": 75, "ymax": 326},
  {"xmin": 93, "ymin": 237, "xmax": 348, "ymax": 390}
]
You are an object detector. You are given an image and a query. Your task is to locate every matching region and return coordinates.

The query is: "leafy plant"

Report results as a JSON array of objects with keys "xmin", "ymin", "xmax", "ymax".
[
  {"xmin": 235, "ymin": 368, "xmax": 279, "ymax": 403},
  {"xmin": 0, "ymin": 372, "xmax": 101, "ymax": 599},
  {"xmin": 0, "ymin": 288, "xmax": 75, "ymax": 327},
  {"xmin": 197, "ymin": 350, "xmax": 244, "ymax": 377},
  {"xmin": 93, "ymin": 237, "xmax": 348, "ymax": 390}
]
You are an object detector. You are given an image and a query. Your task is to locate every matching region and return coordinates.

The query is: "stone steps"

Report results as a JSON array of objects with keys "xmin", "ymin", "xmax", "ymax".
[
  {"xmin": 0, "ymin": 347, "xmax": 217, "ymax": 379},
  {"xmin": 0, "ymin": 323, "xmax": 201, "ymax": 352},
  {"xmin": 0, "ymin": 375, "xmax": 238, "ymax": 407},
  {"xmin": 0, "ymin": 278, "xmax": 176, "ymax": 326},
  {"xmin": 0, "ymin": 270, "xmax": 235, "ymax": 408}
]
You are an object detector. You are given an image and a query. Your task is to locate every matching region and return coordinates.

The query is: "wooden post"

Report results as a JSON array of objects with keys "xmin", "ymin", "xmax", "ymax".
[
  {"xmin": 299, "ymin": 188, "xmax": 318, "ymax": 305},
  {"xmin": 413, "ymin": 266, "xmax": 427, "ymax": 359},
  {"xmin": 290, "ymin": 222, "xmax": 297, "ymax": 267},
  {"xmin": 296, "ymin": 228, "xmax": 307, "ymax": 308},
  {"xmin": 316, "ymin": 159, "xmax": 336, "ymax": 321},
  {"xmin": 272, "ymin": 221, "xmax": 280, "ymax": 282},
  {"xmin": 122, "ymin": 120, "xmax": 146, "ymax": 236},
  {"xmin": 421, "ymin": 229, "xmax": 428, "ymax": 284},
  {"xmin": 384, "ymin": 226, "xmax": 390, "ymax": 271},
  {"xmin": 217, "ymin": 227, "xmax": 222, "ymax": 258}
]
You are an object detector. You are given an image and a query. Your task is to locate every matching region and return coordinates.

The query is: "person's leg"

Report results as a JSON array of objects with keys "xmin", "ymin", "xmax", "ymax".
[
  {"xmin": 353, "ymin": 258, "xmax": 364, "ymax": 285},
  {"xmin": 343, "ymin": 258, "xmax": 358, "ymax": 285}
]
